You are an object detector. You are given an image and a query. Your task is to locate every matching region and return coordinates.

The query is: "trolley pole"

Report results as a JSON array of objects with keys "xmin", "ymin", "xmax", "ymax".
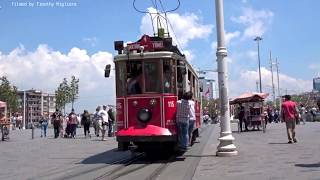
[
  {"xmin": 215, "ymin": 0, "xmax": 237, "ymax": 156},
  {"xmin": 270, "ymin": 51, "xmax": 276, "ymax": 107},
  {"xmin": 275, "ymin": 58, "xmax": 282, "ymax": 110}
]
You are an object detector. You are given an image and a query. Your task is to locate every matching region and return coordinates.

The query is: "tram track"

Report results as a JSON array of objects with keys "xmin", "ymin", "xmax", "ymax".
[
  {"xmin": 94, "ymin": 154, "xmax": 176, "ymax": 180},
  {"xmin": 95, "ymin": 124, "xmax": 212, "ymax": 180}
]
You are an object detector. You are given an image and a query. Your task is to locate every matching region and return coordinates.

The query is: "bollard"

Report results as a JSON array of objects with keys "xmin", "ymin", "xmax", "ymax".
[
  {"xmin": 31, "ymin": 124, "xmax": 34, "ymax": 139},
  {"xmin": 1, "ymin": 125, "xmax": 4, "ymax": 141}
]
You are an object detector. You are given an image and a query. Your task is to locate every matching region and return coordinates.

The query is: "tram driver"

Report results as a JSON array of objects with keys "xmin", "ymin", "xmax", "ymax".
[{"xmin": 127, "ymin": 68, "xmax": 142, "ymax": 95}]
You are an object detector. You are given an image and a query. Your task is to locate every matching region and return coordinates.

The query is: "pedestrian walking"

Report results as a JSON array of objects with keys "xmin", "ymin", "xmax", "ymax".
[
  {"xmin": 39, "ymin": 114, "xmax": 48, "ymax": 137},
  {"xmin": 107, "ymin": 107, "xmax": 115, "ymax": 137},
  {"xmin": 99, "ymin": 105, "xmax": 109, "ymax": 141},
  {"xmin": 238, "ymin": 104, "xmax": 246, "ymax": 132},
  {"xmin": 68, "ymin": 109, "xmax": 78, "ymax": 138},
  {"xmin": 81, "ymin": 110, "xmax": 91, "ymax": 138},
  {"xmin": 187, "ymin": 92, "xmax": 196, "ymax": 146},
  {"xmin": 52, "ymin": 109, "xmax": 62, "ymax": 138},
  {"xmin": 176, "ymin": 92, "xmax": 191, "ymax": 152},
  {"xmin": 300, "ymin": 104, "xmax": 306, "ymax": 125},
  {"xmin": 93, "ymin": 106, "xmax": 102, "ymax": 137},
  {"xmin": 281, "ymin": 95, "xmax": 299, "ymax": 144}
]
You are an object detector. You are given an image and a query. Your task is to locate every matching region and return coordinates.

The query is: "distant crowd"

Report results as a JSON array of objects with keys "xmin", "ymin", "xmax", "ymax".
[{"xmin": 47, "ymin": 105, "xmax": 115, "ymax": 140}]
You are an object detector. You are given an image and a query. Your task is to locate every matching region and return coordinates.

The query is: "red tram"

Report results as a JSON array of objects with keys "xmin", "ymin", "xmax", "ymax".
[{"xmin": 105, "ymin": 34, "xmax": 201, "ymax": 152}]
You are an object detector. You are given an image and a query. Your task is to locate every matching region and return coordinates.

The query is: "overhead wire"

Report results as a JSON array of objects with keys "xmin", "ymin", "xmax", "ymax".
[{"xmin": 132, "ymin": 0, "xmax": 185, "ymax": 54}]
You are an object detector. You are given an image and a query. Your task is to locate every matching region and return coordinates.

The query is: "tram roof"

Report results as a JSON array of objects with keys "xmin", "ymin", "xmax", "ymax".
[{"xmin": 113, "ymin": 35, "xmax": 198, "ymax": 78}]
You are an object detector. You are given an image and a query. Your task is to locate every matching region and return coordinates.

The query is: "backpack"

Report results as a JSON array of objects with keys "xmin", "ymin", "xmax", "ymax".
[{"xmin": 107, "ymin": 108, "xmax": 115, "ymax": 122}]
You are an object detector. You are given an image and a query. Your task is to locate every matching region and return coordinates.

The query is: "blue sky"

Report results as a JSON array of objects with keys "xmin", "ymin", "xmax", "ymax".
[{"xmin": 0, "ymin": 0, "xmax": 319, "ymax": 112}]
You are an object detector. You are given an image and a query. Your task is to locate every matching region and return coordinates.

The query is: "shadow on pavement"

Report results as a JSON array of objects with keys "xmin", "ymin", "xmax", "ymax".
[
  {"xmin": 184, "ymin": 154, "xmax": 216, "ymax": 157},
  {"xmin": 295, "ymin": 162, "xmax": 320, "ymax": 168},
  {"xmin": 81, "ymin": 148, "xmax": 128, "ymax": 164},
  {"xmin": 268, "ymin": 142, "xmax": 290, "ymax": 145}
]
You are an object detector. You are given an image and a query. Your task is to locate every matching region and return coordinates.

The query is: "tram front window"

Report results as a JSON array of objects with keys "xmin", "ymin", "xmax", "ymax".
[
  {"xmin": 144, "ymin": 61, "xmax": 161, "ymax": 93},
  {"xmin": 127, "ymin": 61, "xmax": 142, "ymax": 95}
]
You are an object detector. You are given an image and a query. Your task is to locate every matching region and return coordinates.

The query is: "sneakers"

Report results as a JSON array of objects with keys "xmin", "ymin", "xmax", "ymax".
[
  {"xmin": 288, "ymin": 141, "xmax": 293, "ymax": 144},
  {"xmin": 293, "ymin": 139, "xmax": 297, "ymax": 143},
  {"xmin": 102, "ymin": 138, "xmax": 107, "ymax": 141}
]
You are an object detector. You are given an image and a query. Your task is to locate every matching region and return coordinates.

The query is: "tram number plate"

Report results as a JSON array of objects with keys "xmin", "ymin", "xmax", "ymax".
[{"xmin": 168, "ymin": 101, "xmax": 175, "ymax": 108}]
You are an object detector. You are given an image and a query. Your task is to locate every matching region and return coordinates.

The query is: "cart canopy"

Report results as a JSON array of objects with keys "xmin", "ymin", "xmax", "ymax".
[
  {"xmin": 0, "ymin": 101, "xmax": 7, "ymax": 108},
  {"xmin": 230, "ymin": 92, "xmax": 269, "ymax": 104}
]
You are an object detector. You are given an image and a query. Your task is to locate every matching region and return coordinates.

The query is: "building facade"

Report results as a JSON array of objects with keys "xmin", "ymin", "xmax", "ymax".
[
  {"xmin": 313, "ymin": 77, "xmax": 320, "ymax": 92},
  {"xmin": 17, "ymin": 90, "xmax": 56, "ymax": 128}
]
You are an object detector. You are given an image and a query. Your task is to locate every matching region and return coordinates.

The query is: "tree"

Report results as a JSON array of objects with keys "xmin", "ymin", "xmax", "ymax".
[
  {"xmin": 55, "ymin": 78, "xmax": 70, "ymax": 114},
  {"xmin": 55, "ymin": 76, "xmax": 79, "ymax": 113},
  {"xmin": 69, "ymin": 75, "xmax": 79, "ymax": 109},
  {"xmin": 0, "ymin": 76, "xmax": 19, "ymax": 115}
]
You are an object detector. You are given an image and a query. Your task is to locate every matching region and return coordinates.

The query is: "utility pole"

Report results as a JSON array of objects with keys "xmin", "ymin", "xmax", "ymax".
[
  {"xmin": 275, "ymin": 58, "xmax": 281, "ymax": 110},
  {"xmin": 270, "ymin": 51, "xmax": 276, "ymax": 107},
  {"xmin": 215, "ymin": 0, "xmax": 237, "ymax": 156},
  {"xmin": 254, "ymin": 36, "xmax": 263, "ymax": 93},
  {"xmin": 256, "ymin": 81, "xmax": 259, "ymax": 92},
  {"xmin": 23, "ymin": 90, "xmax": 26, "ymax": 130}
]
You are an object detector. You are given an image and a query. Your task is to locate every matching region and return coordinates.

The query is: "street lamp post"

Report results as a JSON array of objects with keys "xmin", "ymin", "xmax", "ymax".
[
  {"xmin": 23, "ymin": 90, "xmax": 26, "ymax": 130},
  {"xmin": 254, "ymin": 36, "xmax": 263, "ymax": 93},
  {"xmin": 215, "ymin": 0, "xmax": 237, "ymax": 156}
]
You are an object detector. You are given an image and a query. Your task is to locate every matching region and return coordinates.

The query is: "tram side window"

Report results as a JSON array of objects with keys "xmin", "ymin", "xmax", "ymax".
[
  {"xmin": 163, "ymin": 60, "xmax": 176, "ymax": 94},
  {"xmin": 144, "ymin": 61, "xmax": 161, "ymax": 93},
  {"xmin": 116, "ymin": 61, "xmax": 127, "ymax": 96},
  {"xmin": 177, "ymin": 60, "xmax": 184, "ymax": 99},
  {"xmin": 127, "ymin": 61, "xmax": 142, "ymax": 95}
]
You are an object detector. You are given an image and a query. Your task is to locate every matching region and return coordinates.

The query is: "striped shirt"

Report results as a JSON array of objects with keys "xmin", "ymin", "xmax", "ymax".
[{"xmin": 176, "ymin": 99, "xmax": 190, "ymax": 123}]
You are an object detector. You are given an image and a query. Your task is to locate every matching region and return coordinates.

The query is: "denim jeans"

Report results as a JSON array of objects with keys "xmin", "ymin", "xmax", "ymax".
[
  {"xmin": 41, "ymin": 123, "xmax": 48, "ymax": 137},
  {"xmin": 108, "ymin": 121, "xmax": 114, "ymax": 137},
  {"xmin": 188, "ymin": 120, "xmax": 195, "ymax": 142},
  {"xmin": 177, "ymin": 121, "xmax": 189, "ymax": 150}
]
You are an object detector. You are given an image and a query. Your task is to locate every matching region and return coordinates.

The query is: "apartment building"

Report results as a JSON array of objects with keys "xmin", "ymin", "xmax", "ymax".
[{"xmin": 17, "ymin": 90, "xmax": 56, "ymax": 128}]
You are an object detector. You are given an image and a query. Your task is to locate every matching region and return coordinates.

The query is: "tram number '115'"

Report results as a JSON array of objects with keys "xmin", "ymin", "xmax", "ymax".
[{"xmin": 168, "ymin": 101, "xmax": 175, "ymax": 108}]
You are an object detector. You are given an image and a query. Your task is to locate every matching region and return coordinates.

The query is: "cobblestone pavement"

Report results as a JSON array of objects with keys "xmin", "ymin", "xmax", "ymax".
[
  {"xmin": 193, "ymin": 122, "xmax": 320, "ymax": 180},
  {"xmin": 0, "ymin": 127, "xmax": 130, "ymax": 180},
  {"xmin": 1, "ymin": 123, "xmax": 320, "ymax": 180}
]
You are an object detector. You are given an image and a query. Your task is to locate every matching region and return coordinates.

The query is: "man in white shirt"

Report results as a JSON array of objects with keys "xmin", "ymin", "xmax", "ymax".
[
  {"xmin": 187, "ymin": 91, "xmax": 196, "ymax": 146},
  {"xmin": 99, "ymin": 105, "xmax": 109, "ymax": 141}
]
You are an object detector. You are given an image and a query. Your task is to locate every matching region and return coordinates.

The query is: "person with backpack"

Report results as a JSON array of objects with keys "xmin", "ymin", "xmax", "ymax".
[
  {"xmin": 81, "ymin": 110, "xmax": 91, "ymax": 138},
  {"xmin": 68, "ymin": 109, "xmax": 78, "ymax": 138},
  {"xmin": 52, "ymin": 109, "xmax": 62, "ymax": 138},
  {"xmin": 107, "ymin": 107, "xmax": 115, "ymax": 137},
  {"xmin": 93, "ymin": 106, "xmax": 102, "ymax": 137}
]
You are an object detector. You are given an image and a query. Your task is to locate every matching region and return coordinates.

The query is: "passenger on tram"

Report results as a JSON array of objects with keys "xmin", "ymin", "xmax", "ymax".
[{"xmin": 127, "ymin": 71, "xmax": 142, "ymax": 95}]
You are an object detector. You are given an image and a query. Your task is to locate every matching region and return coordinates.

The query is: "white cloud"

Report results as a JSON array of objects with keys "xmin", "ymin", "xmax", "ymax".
[
  {"xmin": 183, "ymin": 49, "xmax": 195, "ymax": 62},
  {"xmin": 83, "ymin": 37, "xmax": 98, "ymax": 47},
  {"xmin": 225, "ymin": 31, "xmax": 241, "ymax": 45},
  {"xmin": 229, "ymin": 67, "xmax": 312, "ymax": 98},
  {"xmin": 0, "ymin": 45, "xmax": 115, "ymax": 112},
  {"xmin": 309, "ymin": 63, "xmax": 320, "ymax": 70},
  {"xmin": 231, "ymin": 7, "xmax": 274, "ymax": 39},
  {"xmin": 140, "ymin": 7, "xmax": 213, "ymax": 49},
  {"xmin": 211, "ymin": 31, "xmax": 241, "ymax": 51}
]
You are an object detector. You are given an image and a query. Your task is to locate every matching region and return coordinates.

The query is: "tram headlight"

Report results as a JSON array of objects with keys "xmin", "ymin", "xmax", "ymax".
[
  {"xmin": 149, "ymin": 99, "xmax": 157, "ymax": 106},
  {"xmin": 137, "ymin": 108, "xmax": 152, "ymax": 123}
]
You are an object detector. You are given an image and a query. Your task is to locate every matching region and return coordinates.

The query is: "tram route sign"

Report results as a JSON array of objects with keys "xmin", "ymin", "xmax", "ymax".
[{"xmin": 127, "ymin": 35, "xmax": 164, "ymax": 51}]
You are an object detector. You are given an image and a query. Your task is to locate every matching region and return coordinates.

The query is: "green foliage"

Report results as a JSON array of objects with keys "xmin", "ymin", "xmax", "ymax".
[
  {"xmin": 202, "ymin": 97, "xmax": 219, "ymax": 118},
  {"xmin": 0, "ymin": 76, "xmax": 19, "ymax": 114},
  {"xmin": 55, "ymin": 76, "xmax": 80, "ymax": 112},
  {"xmin": 69, "ymin": 75, "xmax": 79, "ymax": 109}
]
